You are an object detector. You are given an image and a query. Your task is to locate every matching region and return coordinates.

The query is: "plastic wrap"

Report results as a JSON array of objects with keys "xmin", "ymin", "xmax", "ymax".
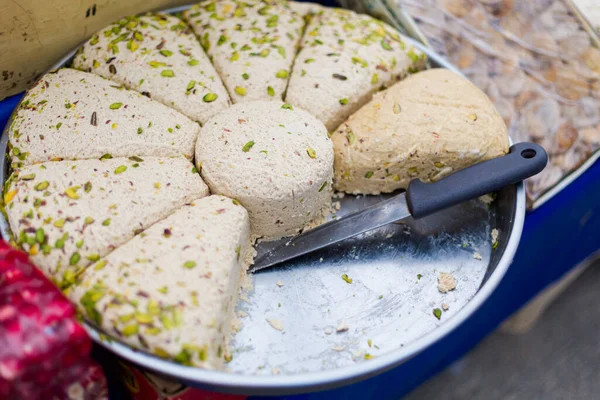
[
  {"xmin": 339, "ymin": 0, "xmax": 600, "ymax": 206},
  {"xmin": 0, "ymin": 241, "xmax": 107, "ymax": 399}
]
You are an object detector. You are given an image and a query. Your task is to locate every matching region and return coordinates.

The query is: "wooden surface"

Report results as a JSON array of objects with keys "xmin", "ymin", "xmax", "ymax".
[{"xmin": 0, "ymin": 0, "xmax": 190, "ymax": 100}]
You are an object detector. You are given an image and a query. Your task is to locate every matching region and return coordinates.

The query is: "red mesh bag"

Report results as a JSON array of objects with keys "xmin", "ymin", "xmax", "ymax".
[{"xmin": 0, "ymin": 241, "xmax": 107, "ymax": 399}]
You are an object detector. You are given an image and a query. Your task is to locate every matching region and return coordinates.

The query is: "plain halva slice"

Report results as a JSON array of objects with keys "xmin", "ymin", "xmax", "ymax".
[
  {"xmin": 67, "ymin": 195, "xmax": 251, "ymax": 370},
  {"xmin": 332, "ymin": 69, "xmax": 510, "ymax": 195},
  {"xmin": 8, "ymin": 68, "xmax": 199, "ymax": 167},
  {"xmin": 3, "ymin": 157, "xmax": 208, "ymax": 288},
  {"xmin": 285, "ymin": 7, "xmax": 427, "ymax": 131},
  {"xmin": 183, "ymin": 0, "xmax": 304, "ymax": 103},
  {"xmin": 195, "ymin": 100, "xmax": 333, "ymax": 240},
  {"xmin": 72, "ymin": 14, "xmax": 230, "ymax": 124}
]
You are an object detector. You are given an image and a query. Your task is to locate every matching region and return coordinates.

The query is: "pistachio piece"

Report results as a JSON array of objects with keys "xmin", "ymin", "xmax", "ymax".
[
  {"xmin": 69, "ymin": 252, "xmax": 81, "ymax": 266},
  {"xmin": 346, "ymin": 131, "xmax": 356, "ymax": 145},
  {"xmin": 135, "ymin": 312, "xmax": 154, "ymax": 324},
  {"xmin": 161, "ymin": 69, "xmax": 175, "ymax": 77},
  {"xmin": 203, "ymin": 93, "xmax": 218, "ymax": 102},
  {"xmin": 242, "ymin": 141, "xmax": 255, "ymax": 152},
  {"xmin": 34, "ymin": 181, "xmax": 49, "ymax": 191},
  {"xmin": 114, "ymin": 165, "xmax": 127, "ymax": 174},
  {"xmin": 234, "ymin": 86, "xmax": 247, "ymax": 96},
  {"xmin": 109, "ymin": 102, "xmax": 123, "ymax": 110},
  {"xmin": 306, "ymin": 147, "xmax": 317, "ymax": 158},
  {"xmin": 86, "ymin": 253, "xmax": 100, "ymax": 262},
  {"xmin": 64, "ymin": 186, "xmax": 80, "ymax": 199},
  {"xmin": 94, "ymin": 260, "xmax": 107, "ymax": 270},
  {"xmin": 35, "ymin": 228, "xmax": 45, "ymax": 244},
  {"xmin": 122, "ymin": 323, "xmax": 139, "ymax": 337}
]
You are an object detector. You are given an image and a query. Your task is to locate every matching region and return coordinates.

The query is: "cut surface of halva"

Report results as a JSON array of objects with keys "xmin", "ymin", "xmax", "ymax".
[
  {"xmin": 286, "ymin": 7, "xmax": 427, "ymax": 131},
  {"xmin": 332, "ymin": 69, "xmax": 510, "ymax": 194},
  {"xmin": 73, "ymin": 14, "xmax": 230, "ymax": 124},
  {"xmin": 195, "ymin": 100, "xmax": 333, "ymax": 239},
  {"xmin": 8, "ymin": 68, "xmax": 199, "ymax": 167},
  {"xmin": 67, "ymin": 195, "xmax": 251, "ymax": 370},
  {"xmin": 183, "ymin": 0, "xmax": 304, "ymax": 103},
  {"xmin": 4, "ymin": 157, "xmax": 208, "ymax": 287}
]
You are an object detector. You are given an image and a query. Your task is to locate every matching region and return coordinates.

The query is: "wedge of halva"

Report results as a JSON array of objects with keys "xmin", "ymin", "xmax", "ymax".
[
  {"xmin": 332, "ymin": 69, "xmax": 510, "ymax": 194},
  {"xmin": 183, "ymin": 0, "xmax": 304, "ymax": 103},
  {"xmin": 67, "ymin": 195, "xmax": 251, "ymax": 369},
  {"xmin": 8, "ymin": 69, "xmax": 198, "ymax": 167},
  {"xmin": 3, "ymin": 157, "xmax": 208, "ymax": 288},
  {"xmin": 195, "ymin": 100, "xmax": 333, "ymax": 240},
  {"xmin": 73, "ymin": 14, "xmax": 229, "ymax": 124},
  {"xmin": 286, "ymin": 7, "xmax": 427, "ymax": 131},
  {"xmin": 288, "ymin": 1, "xmax": 326, "ymax": 16}
]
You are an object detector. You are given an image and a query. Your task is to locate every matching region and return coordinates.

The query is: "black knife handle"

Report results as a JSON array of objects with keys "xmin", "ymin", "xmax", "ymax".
[{"xmin": 406, "ymin": 142, "xmax": 547, "ymax": 219}]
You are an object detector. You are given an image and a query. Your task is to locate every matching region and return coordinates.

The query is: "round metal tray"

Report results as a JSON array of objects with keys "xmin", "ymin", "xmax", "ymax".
[{"xmin": 0, "ymin": 5, "xmax": 526, "ymax": 396}]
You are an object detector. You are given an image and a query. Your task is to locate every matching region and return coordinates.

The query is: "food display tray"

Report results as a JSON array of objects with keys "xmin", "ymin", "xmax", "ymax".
[{"xmin": 0, "ymin": 4, "xmax": 526, "ymax": 395}]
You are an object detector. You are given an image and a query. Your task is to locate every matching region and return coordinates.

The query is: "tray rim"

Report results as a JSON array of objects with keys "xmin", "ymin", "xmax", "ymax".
[{"xmin": 0, "ymin": 5, "xmax": 527, "ymax": 395}]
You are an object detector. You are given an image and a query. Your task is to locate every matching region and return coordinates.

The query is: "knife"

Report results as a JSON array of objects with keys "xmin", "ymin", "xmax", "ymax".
[{"xmin": 250, "ymin": 142, "xmax": 547, "ymax": 272}]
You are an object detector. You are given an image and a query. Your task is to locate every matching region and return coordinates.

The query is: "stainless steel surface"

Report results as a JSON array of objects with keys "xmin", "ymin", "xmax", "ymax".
[
  {"xmin": 0, "ymin": 5, "xmax": 527, "ymax": 395},
  {"xmin": 252, "ymin": 192, "xmax": 410, "ymax": 272}
]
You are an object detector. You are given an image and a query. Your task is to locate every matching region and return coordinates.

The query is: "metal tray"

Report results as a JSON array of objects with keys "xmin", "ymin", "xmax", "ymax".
[{"xmin": 0, "ymin": 5, "xmax": 526, "ymax": 396}]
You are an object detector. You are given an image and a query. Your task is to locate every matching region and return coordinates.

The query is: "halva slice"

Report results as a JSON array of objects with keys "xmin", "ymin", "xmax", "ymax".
[
  {"xmin": 4, "ymin": 157, "xmax": 208, "ymax": 287},
  {"xmin": 332, "ymin": 69, "xmax": 510, "ymax": 194},
  {"xmin": 8, "ymin": 69, "xmax": 198, "ymax": 167},
  {"xmin": 286, "ymin": 7, "xmax": 427, "ymax": 131},
  {"xmin": 195, "ymin": 100, "xmax": 333, "ymax": 239},
  {"xmin": 73, "ymin": 14, "xmax": 229, "ymax": 124},
  {"xmin": 183, "ymin": 0, "xmax": 304, "ymax": 103},
  {"xmin": 288, "ymin": 1, "xmax": 326, "ymax": 16},
  {"xmin": 67, "ymin": 195, "xmax": 251, "ymax": 370}
]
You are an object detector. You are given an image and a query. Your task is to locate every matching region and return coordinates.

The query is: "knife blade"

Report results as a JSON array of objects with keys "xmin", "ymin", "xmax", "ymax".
[{"xmin": 250, "ymin": 142, "xmax": 547, "ymax": 272}]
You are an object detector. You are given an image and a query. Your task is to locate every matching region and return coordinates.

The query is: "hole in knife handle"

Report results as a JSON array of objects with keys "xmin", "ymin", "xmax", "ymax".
[{"xmin": 520, "ymin": 149, "xmax": 536, "ymax": 159}]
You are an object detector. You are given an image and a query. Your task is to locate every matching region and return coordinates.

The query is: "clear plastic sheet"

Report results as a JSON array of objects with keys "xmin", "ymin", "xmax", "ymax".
[{"xmin": 340, "ymin": 0, "xmax": 600, "ymax": 206}]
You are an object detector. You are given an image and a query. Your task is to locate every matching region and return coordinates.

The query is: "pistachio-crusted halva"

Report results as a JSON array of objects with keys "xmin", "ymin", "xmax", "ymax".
[
  {"xmin": 73, "ymin": 14, "xmax": 230, "ymax": 124},
  {"xmin": 183, "ymin": 0, "xmax": 304, "ymax": 103},
  {"xmin": 67, "ymin": 195, "xmax": 251, "ymax": 369},
  {"xmin": 195, "ymin": 100, "xmax": 333, "ymax": 239},
  {"xmin": 286, "ymin": 7, "xmax": 427, "ymax": 131},
  {"xmin": 288, "ymin": 0, "xmax": 326, "ymax": 16},
  {"xmin": 332, "ymin": 69, "xmax": 510, "ymax": 194},
  {"xmin": 3, "ymin": 157, "xmax": 208, "ymax": 288},
  {"xmin": 8, "ymin": 69, "xmax": 199, "ymax": 168}
]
